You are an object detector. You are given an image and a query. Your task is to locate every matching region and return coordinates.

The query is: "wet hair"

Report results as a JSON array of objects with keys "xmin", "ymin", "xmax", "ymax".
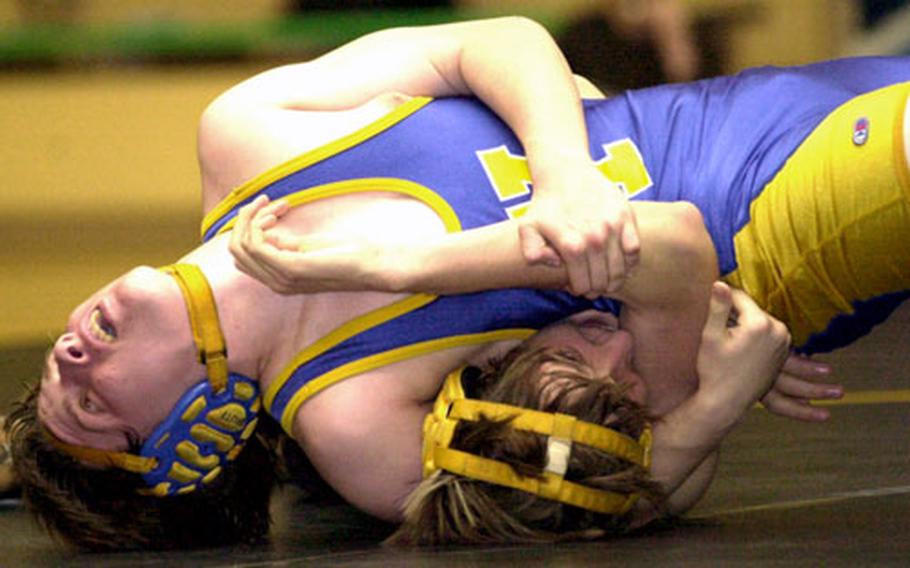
[
  {"xmin": 5, "ymin": 380, "xmax": 287, "ymax": 551},
  {"xmin": 387, "ymin": 345, "xmax": 664, "ymax": 546}
]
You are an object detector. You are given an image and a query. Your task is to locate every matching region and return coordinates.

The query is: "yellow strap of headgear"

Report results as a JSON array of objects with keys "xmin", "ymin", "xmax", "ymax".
[
  {"xmin": 161, "ymin": 263, "xmax": 229, "ymax": 393},
  {"xmin": 423, "ymin": 367, "xmax": 652, "ymax": 516},
  {"xmin": 449, "ymin": 399, "xmax": 649, "ymax": 467},
  {"xmin": 44, "ymin": 427, "xmax": 157, "ymax": 473},
  {"xmin": 432, "ymin": 446, "xmax": 640, "ymax": 515}
]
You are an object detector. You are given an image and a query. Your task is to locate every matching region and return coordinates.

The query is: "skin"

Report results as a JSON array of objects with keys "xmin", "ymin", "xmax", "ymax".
[
  {"xmin": 524, "ymin": 310, "xmax": 650, "ymax": 407},
  {"xmin": 39, "ymin": 267, "xmax": 201, "ymax": 450},
  {"xmin": 35, "ymin": 18, "xmax": 838, "ymax": 526}
]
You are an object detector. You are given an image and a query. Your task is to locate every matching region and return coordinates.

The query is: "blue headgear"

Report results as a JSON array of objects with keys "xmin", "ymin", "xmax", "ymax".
[{"xmin": 47, "ymin": 263, "xmax": 261, "ymax": 496}]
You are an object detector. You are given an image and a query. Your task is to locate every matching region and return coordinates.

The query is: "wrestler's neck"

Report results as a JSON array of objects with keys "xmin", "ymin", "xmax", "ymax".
[{"xmin": 176, "ymin": 234, "xmax": 304, "ymax": 383}]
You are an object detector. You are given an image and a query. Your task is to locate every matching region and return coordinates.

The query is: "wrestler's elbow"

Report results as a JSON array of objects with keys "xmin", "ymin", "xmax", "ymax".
[
  {"xmin": 637, "ymin": 201, "xmax": 714, "ymax": 266},
  {"xmin": 666, "ymin": 202, "xmax": 715, "ymax": 272}
]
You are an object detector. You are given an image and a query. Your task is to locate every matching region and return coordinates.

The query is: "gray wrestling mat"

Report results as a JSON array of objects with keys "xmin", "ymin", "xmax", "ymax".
[{"xmin": 1, "ymin": 304, "xmax": 908, "ymax": 566}]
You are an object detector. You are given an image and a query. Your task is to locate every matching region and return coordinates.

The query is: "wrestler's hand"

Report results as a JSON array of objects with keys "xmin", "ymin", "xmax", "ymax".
[
  {"xmin": 694, "ymin": 282, "xmax": 791, "ymax": 427},
  {"xmin": 229, "ymin": 195, "xmax": 384, "ymax": 294},
  {"xmin": 520, "ymin": 162, "xmax": 639, "ymax": 298},
  {"xmin": 760, "ymin": 354, "xmax": 841, "ymax": 422}
]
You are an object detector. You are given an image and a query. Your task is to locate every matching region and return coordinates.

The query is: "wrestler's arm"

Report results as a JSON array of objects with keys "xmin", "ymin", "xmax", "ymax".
[
  {"xmin": 200, "ymin": 16, "xmax": 636, "ymax": 293},
  {"xmin": 233, "ymin": 199, "xmax": 713, "ymax": 412},
  {"xmin": 634, "ymin": 283, "xmax": 791, "ymax": 521},
  {"xmin": 376, "ymin": 206, "xmax": 786, "ymax": 520}
]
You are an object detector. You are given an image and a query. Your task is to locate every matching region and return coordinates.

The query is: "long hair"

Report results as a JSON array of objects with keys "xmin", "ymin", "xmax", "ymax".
[
  {"xmin": 387, "ymin": 345, "xmax": 664, "ymax": 546},
  {"xmin": 5, "ymin": 380, "xmax": 285, "ymax": 551}
]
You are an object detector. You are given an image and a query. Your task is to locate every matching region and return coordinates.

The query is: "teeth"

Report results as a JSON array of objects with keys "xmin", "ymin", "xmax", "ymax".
[{"xmin": 89, "ymin": 309, "xmax": 116, "ymax": 343}]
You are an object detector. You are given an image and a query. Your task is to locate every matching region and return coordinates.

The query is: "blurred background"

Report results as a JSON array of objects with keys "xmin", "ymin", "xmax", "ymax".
[{"xmin": 1, "ymin": 0, "xmax": 908, "ymax": 402}]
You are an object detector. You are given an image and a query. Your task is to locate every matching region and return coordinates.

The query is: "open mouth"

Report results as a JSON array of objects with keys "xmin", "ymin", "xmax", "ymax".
[{"xmin": 88, "ymin": 307, "xmax": 117, "ymax": 343}]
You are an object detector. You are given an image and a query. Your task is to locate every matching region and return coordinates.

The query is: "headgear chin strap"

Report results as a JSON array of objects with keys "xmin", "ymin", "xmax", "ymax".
[
  {"xmin": 47, "ymin": 263, "xmax": 261, "ymax": 497},
  {"xmin": 422, "ymin": 367, "xmax": 652, "ymax": 516}
]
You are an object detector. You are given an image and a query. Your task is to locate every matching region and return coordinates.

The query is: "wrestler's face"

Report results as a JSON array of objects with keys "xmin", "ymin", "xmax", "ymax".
[
  {"xmin": 524, "ymin": 310, "xmax": 647, "ymax": 405},
  {"xmin": 38, "ymin": 266, "xmax": 203, "ymax": 451}
]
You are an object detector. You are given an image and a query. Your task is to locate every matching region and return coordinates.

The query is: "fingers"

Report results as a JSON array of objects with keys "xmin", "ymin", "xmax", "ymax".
[
  {"xmin": 601, "ymin": 220, "xmax": 623, "ymax": 297},
  {"xmin": 702, "ymin": 282, "xmax": 734, "ymax": 342},
  {"xmin": 525, "ymin": 221, "xmax": 593, "ymax": 297},
  {"xmin": 620, "ymin": 213, "xmax": 641, "ymax": 269},
  {"xmin": 229, "ymin": 195, "xmax": 296, "ymax": 292},
  {"xmin": 229, "ymin": 195, "xmax": 269, "ymax": 278},
  {"xmin": 519, "ymin": 224, "xmax": 562, "ymax": 267},
  {"xmin": 522, "ymin": 215, "xmax": 639, "ymax": 298},
  {"xmin": 584, "ymin": 226, "xmax": 608, "ymax": 299},
  {"xmin": 761, "ymin": 389, "xmax": 832, "ymax": 422},
  {"xmin": 782, "ymin": 352, "xmax": 833, "ymax": 378},
  {"xmin": 518, "ymin": 172, "xmax": 640, "ymax": 298},
  {"xmin": 729, "ymin": 287, "xmax": 791, "ymax": 355},
  {"xmin": 594, "ymin": 204, "xmax": 640, "ymax": 297},
  {"xmin": 761, "ymin": 354, "xmax": 841, "ymax": 422},
  {"xmin": 771, "ymin": 372, "xmax": 843, "ymax": 401}
]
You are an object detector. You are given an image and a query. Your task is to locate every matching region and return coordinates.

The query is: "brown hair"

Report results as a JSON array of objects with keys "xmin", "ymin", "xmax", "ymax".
[
  {"xmin": 387, "ymin": 345, "xmax": 664, "ymax": 546},
  {"xmin": 5, "ymin": 380, "xmax": 285, "ymax": 551}
]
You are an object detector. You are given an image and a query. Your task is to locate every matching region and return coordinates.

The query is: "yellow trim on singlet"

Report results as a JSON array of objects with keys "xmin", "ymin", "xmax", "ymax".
[
  {"xmin": 254, "ymin": 177, "xmax": 466, "ymax": 416},
  {"xmin": 201, "ymin": 96, "xmax": 434, "ymax": 238},
  {"xmin": 278, "ymin": 328, "xmax": 538, "ymax": 433},
  {"xmin": 212, "ymin": 178, "xmax": 461, "ymax": 238},
  {"xmin": 240, "ymin": 175, "xmax": 467, "ymax": 418},
  {"xmin": 263, "ymin": 293, "xmax": 436, "ymax": 413}
]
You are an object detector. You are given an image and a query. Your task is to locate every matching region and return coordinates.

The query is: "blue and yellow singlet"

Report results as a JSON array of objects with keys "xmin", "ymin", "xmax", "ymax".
[{"xmin": 202, "ymin": 56, "xmax": 910, "ymax": 432}]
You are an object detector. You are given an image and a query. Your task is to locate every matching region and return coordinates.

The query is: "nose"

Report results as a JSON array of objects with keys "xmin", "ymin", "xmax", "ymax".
[
  {"xmin": 600, "ymin": 330, "xmax": 633, "ymax": 373},
  {"xmin": 53, "ymin": 332, "xmax": 92, "ymax": 374}
]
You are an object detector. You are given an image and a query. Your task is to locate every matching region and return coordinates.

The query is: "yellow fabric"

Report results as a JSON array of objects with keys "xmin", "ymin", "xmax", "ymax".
[
  {"xmin": 264, "ymin": 293, "xmax": 436, "ymax": 414},
  {"xmin": 279, "ymin": 328, "xmax": 536, "ymax": 434},
  {"xmin": 433, "ymin": 447, "xmax": 638, "ymax": 515},
  {"xmin": 162, "ymin": 264, "xmax": 229, "ymax": 393},
  {"xmin": 213, "ymin": 178, "xmax": 461, "ymax": 239},
  {"xmin": 422, "ymin": 367, "xmax": 651, "ymax": 515},
  {"xmin": 45, "ymin": 428, "xmax": 157, "ymax": 474},
  {"xmin": 448, "ymin": 399, "xmax": 649, "ymax": 466},
  {"xmin": 726, "ymin": 83, "xmax": 910, "ymax": 345},
  {"xmin": 201, "ymin": 97, "xmax": 433, "ymax": 238},
  {"xmin": 246, "ymin": 177, "xmax": 466, "ymax": 428}
]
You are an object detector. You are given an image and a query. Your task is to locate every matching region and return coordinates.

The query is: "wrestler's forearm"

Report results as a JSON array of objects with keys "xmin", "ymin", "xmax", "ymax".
[
  {"xmin": 213, "ymin": 17, "xmax": 588, "ymax": 135},
  {"xmin": 385, "ymin": 201, "xmax": 716, "ymax": 308},
  {"xmin": 633, "ymin": 389, "xmax": 746, "ymax": 524},
  {"xmin": 448, "ymin": 18, "xmax": 598, "ymax": 187},
  {"xmin": 384, "ymin": 219, "xmax": 561, "ymax": 293},
  {"xmin": 202, "ymin": 17, "xmax": 604, "ymax": 214}
]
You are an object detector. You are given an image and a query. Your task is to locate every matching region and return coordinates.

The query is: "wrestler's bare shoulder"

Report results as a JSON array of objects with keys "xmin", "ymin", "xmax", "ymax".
[
  {"xmin": 197, "ymin": 91, "xmax": 412, "ymax": 214},
  {"xmin": 289, "ymin": 338, "xmax": 521, "ymax": 521}
]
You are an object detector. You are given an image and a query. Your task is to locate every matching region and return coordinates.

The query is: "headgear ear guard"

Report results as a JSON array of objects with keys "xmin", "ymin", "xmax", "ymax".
[
  {"xmin": 422, "ymin": 367, "xmax": 652, "ymax": 515},
  {"xmin": 46, "ymin": 263, "xmax": 261, "ymax": 497}
]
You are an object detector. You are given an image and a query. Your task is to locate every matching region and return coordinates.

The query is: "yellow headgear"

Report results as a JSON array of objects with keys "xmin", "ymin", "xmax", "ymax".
[
  {"xmin": 422, "ymin": 367, "xmax": 652, "ymax": 515},
  {"xmin": 46, "ymin": 264, "xmax": 261, "ymax": 496}
]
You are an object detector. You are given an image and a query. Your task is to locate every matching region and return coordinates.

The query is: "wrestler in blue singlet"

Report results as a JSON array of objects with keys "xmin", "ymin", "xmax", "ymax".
[{"xmin": 203, "ymin": 57, "xmax": 910, "ymax": 432}]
